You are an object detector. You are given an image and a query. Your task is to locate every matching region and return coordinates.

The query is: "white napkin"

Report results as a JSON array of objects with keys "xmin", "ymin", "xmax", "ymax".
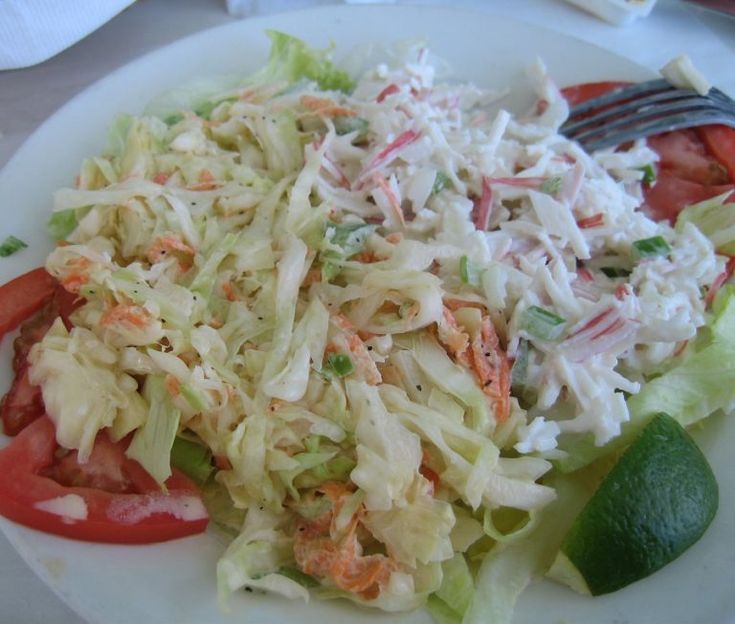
[{"xmin": 0, "ymin": 0, "xmax": 135, "ymax": 70}]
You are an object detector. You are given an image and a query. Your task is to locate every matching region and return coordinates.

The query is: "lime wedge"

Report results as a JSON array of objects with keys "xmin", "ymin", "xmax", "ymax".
[{"xmin": 547, "ymin": 412, "xmax": 718, "ymax": 596}]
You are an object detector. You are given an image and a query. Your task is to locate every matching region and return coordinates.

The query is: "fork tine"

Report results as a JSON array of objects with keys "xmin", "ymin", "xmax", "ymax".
[
  {"xmin": 567, "ymin": 79, "xmax": 672, "ymax": 116},
  {"xmin": 562, "ymin": 88, "xmax": 705, "ymax": 135},
  {"xmin": 567, "ymin": 96, "xmax": 730, "ymax": 142},
  {"xmin": 577, "ymin": 110, "xmax": 735, "ymax": 152}
]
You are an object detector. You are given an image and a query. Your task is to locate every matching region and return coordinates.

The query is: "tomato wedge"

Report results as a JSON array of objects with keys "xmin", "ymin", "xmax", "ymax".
[
  {"xmin": 0, "ymin": 268, "xmax": 56, "ymax": 342},
  {"xmin": 697, "ymin": 125, "xmax": 735, "ymax": 181},
  {"xmin": 0, "ymin": 417, "xmax": 209, "ymax": 543},
  {"xmin": 1, "ymin": 281, "xmax": 84, "ymax": 436}
]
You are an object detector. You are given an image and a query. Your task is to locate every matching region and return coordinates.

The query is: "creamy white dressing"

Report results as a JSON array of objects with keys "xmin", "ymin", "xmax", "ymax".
[{"xmin": 34, "ymin": 494, "xmax": 88, "ymax": 523}]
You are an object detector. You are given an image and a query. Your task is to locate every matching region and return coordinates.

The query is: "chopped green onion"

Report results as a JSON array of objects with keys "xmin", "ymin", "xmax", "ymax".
[
  {"xmin": 638, "ymin": 163, "xmax": 657, "ymax": 186},
  {"xmin": 521, "ymin": 305, "xmax": 567, "ymax": 341},
  {"xmin": 600, "ymin": 266, "xmax": 632, "ymax": 278},
  {"xmin": 459, "ymin": 255, "xmax": 482, "ymax": 287},
  {"xmin": 432, "ymin": 171, "xmax": 451, "ymax": 195},
  {"xmin": 0, "ymin": 235, "xmax": 28, "ymax": 257},
  {"xmin": 164, "ymin": 112, "xmax": 184, "ymax": 126},
  {"xmin": 333, "ymin": 116, "xmax": 369, "ymax": 140},
  {"xmin": 326, "ymin": 353, "xmax": 354, "ymax": 377},
  {"xmin": 540, "ymin": 176, "xmax": 562, "ymax": 196},
  {"xmin": 632, "ymin": 235, "xmax": 671, "ymax": 259},
  {"xmin": 170, "ymin": 436, "xmax": 214, "ymax": 485}
]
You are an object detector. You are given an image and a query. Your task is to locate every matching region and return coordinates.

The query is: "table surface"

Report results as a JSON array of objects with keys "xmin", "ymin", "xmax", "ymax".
[{"xmin": 1, "ymin": 0, "xmax": 734, "ymax": 622}]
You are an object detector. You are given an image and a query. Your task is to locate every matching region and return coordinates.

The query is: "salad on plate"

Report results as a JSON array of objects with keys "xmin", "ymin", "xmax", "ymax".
[{"xmin": 0, "ymin": 31, "xmax": 734, "ymax": 623}]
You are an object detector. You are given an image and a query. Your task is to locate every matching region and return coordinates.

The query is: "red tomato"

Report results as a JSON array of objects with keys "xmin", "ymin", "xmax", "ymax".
[
  {"xmin": 1, "ymin": 282, "xmax": 84, "ymax": 436},
  {"xmin": 641, "ymin": 172, "xmax": 734, "ymax": 224},
  {"xmin": 560, "ymin": 81, "xmax": 630, "ymax": 107},
  {"xmin": 647, "ymin": 130, "xmax": 729, "ymax": 186},
  {"xmin": 0, "ymin": 365, "xmax": 44, "ymax": 437},
  {"xmin": 0, "ymin": 417, "xmax": 209, "ymax": 543},
  {"xmin": 0, "ymin": 268, "xmax": 56, "ymax": 342},
  {"xmin": 698, "ymin": 125, "xmax": 735, "ymax": 181},
  {"xmin": 560, "ymin": 82, "xmax": 735, "ymax": 223}
]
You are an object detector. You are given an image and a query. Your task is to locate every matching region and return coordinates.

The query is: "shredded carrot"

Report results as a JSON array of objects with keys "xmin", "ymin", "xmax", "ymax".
[
  {"xmin": 59, "ymin": 257, "xmax": 92, "ymax": 293},
  {"xmin": 384, "ymin": 232, "xmax": 403, "ymax": 244},
  {"xmin": 468, "ymin": 316, "xmax": 511, "ymax": 423},
  {"xmin": 330, "ymin": 315, "xmax": 381, "ymax": 385},
  {"xmin": 293, "ymin": 482, "xmax": 395, "ymax": 600},
  {"xmin": 221, "ymin": 281, "xmax": 238, "ymax": 302},
  {"xmin": 164, "ymin": 374, "xmax": 181, "ymax": 396},
  {"xmin": 344, "ymin": 334, "xmax": 382, "ymax": 385},
  {"xmin": 147, "ymin": 235, "xmax": 195, "ymax": 269},
  {"xmin": 443, "ymin": 298, "xmax": 487, "ymax": 312},
  {"xmin": 300, "ymin": 94, "xmax": 357, "ymax": 118},
  {"xmin": 187, "ymin": 168, "xmax": 220, "ymax": 191},
  {"xmin": 436, "ymin": 307, "xmax": 471, "ymax": 366},
  {"xmin": 374, "ymin": 176, "xmax": 405, "ymax": 226},
  {"xmin": 352, "ymin": 251, "xmax": 379, "ymax": 264},
  {"xmin": 100, "ymin": 304, "xmax": 152, "ymax": 329},
  {"xmin": 333, "ymin": 314, "xmax": 358, "ymax": 333}
]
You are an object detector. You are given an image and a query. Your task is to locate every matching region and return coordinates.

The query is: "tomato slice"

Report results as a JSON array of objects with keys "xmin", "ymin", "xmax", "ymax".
[
  {"xmin": 0, "ymin": 365, "xmax": 45, "ymax": 437},
  {"xmin": 647, "ymin": 129, "xmax": 730, "ymax": 186},
  {"xmin": 697, "ymin": 125, "xmax": 735, "ymax": 182},
  {"xmin": 0, "ymin": 268, "xmax": 56, "ymax": 342},
  {"xmin": 560, "ymin": 81, "xmax": 631, "ymax": 107},
  {"xmin": 1, "ymin": 283, "xmax": 84, "ymax": 436},
  {"xmin": 0, "ymin": 417, "xmax": 209, "ymax": 543},
  {"xmin": 642, "ymin": 172, "xmax": 734, "ymax": 224}
]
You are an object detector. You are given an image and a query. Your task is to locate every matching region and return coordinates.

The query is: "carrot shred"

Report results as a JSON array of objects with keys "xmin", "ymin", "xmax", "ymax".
[
  {"xmin": 293, "ymin": 482, "xmax": 395, "ymax": 600},
  {"xmin": 300, "ymin": 94, "xmax": 357, "ymax": 118},
  {"xmin": 100, "ymin": 304, "xmax": 151, "ymax": 329},
  {"xmin": 468, "ymin": 316, "xmax": 511, "ymax": 423}
]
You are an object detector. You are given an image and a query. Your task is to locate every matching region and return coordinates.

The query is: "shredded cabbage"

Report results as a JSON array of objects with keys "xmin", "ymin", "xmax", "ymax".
[{"xmin": 23, "ymin": 31, "xmax": 730, "ymax": 622}]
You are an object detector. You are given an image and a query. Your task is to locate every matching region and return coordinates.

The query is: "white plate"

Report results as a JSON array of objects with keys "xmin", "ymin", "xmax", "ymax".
[{"xmin": 1, "ymin": 4, "xmax": 733, "ymax": 624}]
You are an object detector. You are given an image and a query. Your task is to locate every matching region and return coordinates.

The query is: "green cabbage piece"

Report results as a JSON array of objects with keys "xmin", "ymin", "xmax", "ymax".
[
  {"xmin": 257, "ymin": 30, "xmax": 354, "ymax": 93},
  {"xmin": 126, "ymin": 375, "xmax": 181, "ymax": 486},
  {"xmin": 677, "ymin": 191, "xmax": 735, "ymax": 254},
  {"xmin": 27, "ymin": 319, "xmax": 147, "ymax": 461}
]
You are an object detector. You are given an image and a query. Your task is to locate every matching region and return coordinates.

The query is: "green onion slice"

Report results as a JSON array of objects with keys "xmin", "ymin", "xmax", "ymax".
[
  {"xmin": 0, "ymin": 235, "xmax": 28, "ymax": 257},
  {"xmin": 632, "ymin": 235, "xmax": 671, "ymax": 259},
  {"xmin": 521, "ymin": 305, "xmax": 567, "ymax": 341},
  {"xmin": 326, "ymin": 353, "xmax": 354, "ymax": 377}
]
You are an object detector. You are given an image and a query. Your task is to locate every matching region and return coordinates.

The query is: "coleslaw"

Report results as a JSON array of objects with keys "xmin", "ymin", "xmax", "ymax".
[{"xmin": 8, "ymin": 31, "xmax": 735, "ymax": 622}]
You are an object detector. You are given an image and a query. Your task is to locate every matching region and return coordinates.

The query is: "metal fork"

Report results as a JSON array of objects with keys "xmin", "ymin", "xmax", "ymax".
[{"xmin": 559, "ymin": 78, "xmax": 735, "ymax": 152}]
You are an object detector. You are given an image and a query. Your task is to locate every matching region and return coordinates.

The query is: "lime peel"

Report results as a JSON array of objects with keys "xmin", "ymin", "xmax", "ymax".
[{"xmin": 548, "ymin": 413, "xmax": 718, "ymax": 596}]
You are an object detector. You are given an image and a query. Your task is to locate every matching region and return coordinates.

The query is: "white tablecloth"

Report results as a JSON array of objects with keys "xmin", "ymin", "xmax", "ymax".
[{"xmin": 0, "ymin": 0, "xmax": 733, "ymax": 622}]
